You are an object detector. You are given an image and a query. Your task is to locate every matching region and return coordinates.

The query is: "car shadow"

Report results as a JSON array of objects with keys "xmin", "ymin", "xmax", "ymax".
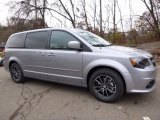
[
  {"xmin": 23, "ymin": 78, "xmax": 155, "ymax": 105},
  {"xmin": 24, "ymin": 77, "xmax": 90, "ymax": 95}
]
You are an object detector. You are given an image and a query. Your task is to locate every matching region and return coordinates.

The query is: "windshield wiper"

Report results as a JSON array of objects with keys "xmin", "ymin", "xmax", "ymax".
[
  {"xmin": 92, "ymin": 44, "xmax": 107, "ymax": 47},
  {"xmin": 92, "ymin": 43, "xmax": 113, "ymax": 47}
]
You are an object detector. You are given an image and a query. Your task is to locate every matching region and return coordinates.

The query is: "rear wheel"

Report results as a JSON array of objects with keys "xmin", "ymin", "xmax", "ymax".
[
  {"xmin": 9, "ymin": 63, "xmax": 25, "ymax": 83},
  {"xmin": 89, "ymin": 68, "xmax": 124, "ymax": 102}
]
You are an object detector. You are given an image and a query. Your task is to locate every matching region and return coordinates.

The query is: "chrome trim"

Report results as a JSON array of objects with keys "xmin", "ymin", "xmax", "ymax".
[
  {"xmin": 25, "ymin": 65, "xmax": 80, "ymax": 72},
  {"xmin": 24, "ymin": 70, "xmax": 83, "ymax": 80}
]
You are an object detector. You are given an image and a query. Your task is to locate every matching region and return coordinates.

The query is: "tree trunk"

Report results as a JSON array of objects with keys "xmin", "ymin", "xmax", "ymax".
[
  {"xmin": 99, "ymin": 0, "xmax": 103, "ymax": 37},
  {"xmin": 34, "ymin": 0, "xmax": 38, "ymax": 28},
  {"xmin": 113, "ymin": 0, "xmax": 116, "ymax": 43},
  {"xmin": 42, "ymin": 0, "xmax": 46, "ymax": 28},
  {"xmin": 156, "ymin": 31, "xmax": 160, "ymax": 41},
  {"xmin": 72, "ymin": 21, "xmax": 76, "ymax": 28}
]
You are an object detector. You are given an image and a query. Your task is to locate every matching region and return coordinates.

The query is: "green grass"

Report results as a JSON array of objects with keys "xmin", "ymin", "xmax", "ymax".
[{"xmin": 0, "ymin": 52, "xmax": 3, "ymax": 58}]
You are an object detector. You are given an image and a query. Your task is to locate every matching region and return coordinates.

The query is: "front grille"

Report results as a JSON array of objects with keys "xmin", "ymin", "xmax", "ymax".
[{"xmin": 150, "ymin": 57, "xmax": 156, "ymax": 67}]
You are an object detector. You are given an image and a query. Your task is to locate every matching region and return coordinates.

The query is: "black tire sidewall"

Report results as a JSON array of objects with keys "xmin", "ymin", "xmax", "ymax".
[
  {"xmin": 89, "ymin": 68, "xmax": 124, "ymax": 102},
  {"xmin": 10, "ymin": 63, "xmax": 25, "ymax": 83}
]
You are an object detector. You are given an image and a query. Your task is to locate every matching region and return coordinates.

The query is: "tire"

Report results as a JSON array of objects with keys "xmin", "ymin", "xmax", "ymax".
[
  {"xmin": 89, "ymin": 68, "xmax": 124, "ymax": 102},
  {"xmin": 9, "ymin": 63, "xmax": 25, "ymax": 83}
]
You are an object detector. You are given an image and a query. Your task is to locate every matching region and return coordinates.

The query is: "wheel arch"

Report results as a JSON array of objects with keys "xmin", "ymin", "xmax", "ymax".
[
  {"xmin": 86, "ymin": 65, "xmax": 127, "ymax": 93},
  {"xmin": 82, "ymin": 60, "xmax": 128, "ymax": 92},
  {"xmin": 8, "ymin": 57, "xmax": 23, "ymax": 69},
  {"xmin": 9, "ymin": 61, "xmax": 17, "ymax": 68}
]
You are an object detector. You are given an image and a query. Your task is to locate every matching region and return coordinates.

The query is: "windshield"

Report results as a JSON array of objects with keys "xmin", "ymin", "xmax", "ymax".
[{"xmin": 75, "ymin": 30, "xmax": 111, "ymax": 47}]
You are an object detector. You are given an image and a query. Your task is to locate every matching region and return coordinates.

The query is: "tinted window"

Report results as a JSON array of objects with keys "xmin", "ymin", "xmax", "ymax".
[
  {"xmin": 25, "ymin": 31, "xmax": 47, "ymax": 49},
  {"xmin": 50, "ymin": 31, "xmax": 78, "ymax": 49},
  {"xmin": 6, "ymin": 33, "xmax": 26, "ymax": 48}
]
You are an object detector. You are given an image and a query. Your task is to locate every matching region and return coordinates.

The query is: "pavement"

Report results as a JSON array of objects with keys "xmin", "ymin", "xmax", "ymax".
[{"xmin": 0, "ymin": 66, "xmax": 159, "ymax": 120}]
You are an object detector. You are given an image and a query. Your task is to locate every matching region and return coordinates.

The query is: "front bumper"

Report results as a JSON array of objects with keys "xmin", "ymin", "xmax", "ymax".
[{"xmin": 124, "ymin": 66, "xmax": 157, "ymax": 93}]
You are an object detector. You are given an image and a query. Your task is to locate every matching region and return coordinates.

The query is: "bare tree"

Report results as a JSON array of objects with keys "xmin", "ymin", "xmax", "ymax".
[
  {"xmin": 34, "ymin": 0, "xmax": 38, "ymax": 20},
  {"xmin": 8, "ymin": 0, "xmax": 48, "ymax": 28},
  {"xmin": 42, "ymin": 0, "xmax": 46, "ymax": 28},
  {"xmin": 103, "ymin": 4, "xmax": 111, "ymax": 33},
  {"xmin": 81, "ymin": 0, "xmax": 89, "ymax": 30},
  {"xmin": 57, "ymin": 0, "xmax": 76, "ymax": 28},
  {"xmin": 47, "ymin": 0, "xmax": 77, "ymax": 28},
  {"xmin": 89, "ymin": 0, "xmax": 97, "ymax": 31},
  {"xmin": 93, "ymin": 0, "xmax": 97, "ymax": 31},
  {"xmin": 99, "ymin": 0, "xmax": 103, "ymax": 37},
  {"xmin": 141, "ymin": 0, "xmax": 160, "ymax": 40},
  {"xmin": 129, "ymin": 0, "xmax": 132, "ymax": 29},
  {"xmin": 116, "ymin": 0, "xmax": 124, "ymax": 32},
  {"xmin": 116, "ymin": 0, "xmax": 125, "ymax": 41},
  {"xmin": 113, "ymin": 0, "xmax": 116, "ymax": 43}
]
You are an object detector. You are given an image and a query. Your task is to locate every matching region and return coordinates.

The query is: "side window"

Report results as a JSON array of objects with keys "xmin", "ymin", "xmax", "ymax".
[
  {"xmin": 50, "ymin": 31, "xmax": 78, "ymax": 49},
  {"xmin": 6, "ymin": 33, "xmax": 26, "ymax": 48},
  {"xmin": 25, "ymin": 31, "xmax": 47, "ymax": 49}
]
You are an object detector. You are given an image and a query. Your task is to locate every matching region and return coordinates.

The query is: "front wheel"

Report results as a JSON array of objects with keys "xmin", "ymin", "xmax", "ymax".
[
  {"xmin": 9, "ymin": 63, "xmax": 25, "ymax": 83},
  {"xmin": 89, "ymin": 68, "xmax": 124, "ymax": 102}
]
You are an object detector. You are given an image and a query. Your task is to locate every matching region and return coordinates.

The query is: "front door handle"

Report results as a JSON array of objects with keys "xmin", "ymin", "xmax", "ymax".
[
  {"xmin": 39, "ymin": 52, "xmax": 45, "ymax": 56},
  {"xmin": 48, "ymin": 53, "xmax": 55, "ymax": 56}
]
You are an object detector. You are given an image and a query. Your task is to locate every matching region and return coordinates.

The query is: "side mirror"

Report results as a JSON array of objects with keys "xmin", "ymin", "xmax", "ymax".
[{"xmin": 68, "ymin": 41, "xmax": 82, "ymax": 50}]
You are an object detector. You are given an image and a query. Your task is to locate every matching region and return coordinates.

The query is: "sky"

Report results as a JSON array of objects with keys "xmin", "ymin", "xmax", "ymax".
[
  {"xmin": 0, "ymin": 0, "xmax": 147, "ymax": 30},
  {"xmin": 0, "ymin": 0, "xmax": 10, "ymax": 25}
]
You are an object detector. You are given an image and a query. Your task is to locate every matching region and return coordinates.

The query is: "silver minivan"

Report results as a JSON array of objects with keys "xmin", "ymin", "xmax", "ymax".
[{"xmin": 4, "ymin": 28, "xmax": 157, "ymax": 102}]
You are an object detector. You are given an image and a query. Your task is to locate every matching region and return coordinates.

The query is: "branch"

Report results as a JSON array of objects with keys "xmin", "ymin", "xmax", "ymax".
[
  {"xmin": 46, "ymin": 8, "xmax": 71, "ymax": 21},
  {"xmin": 58, "ymin": 0, "xmax": 74, "ymax": 24}
]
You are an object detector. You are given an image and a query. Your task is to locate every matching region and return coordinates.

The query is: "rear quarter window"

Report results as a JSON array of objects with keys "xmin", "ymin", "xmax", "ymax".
[
  {"xmin": 25, "ymin": 31, "xmax": 47, "ymax": 49},
  {"xmin": 6, "ymin": 33, "xmax": 26, "ymax": 48}
]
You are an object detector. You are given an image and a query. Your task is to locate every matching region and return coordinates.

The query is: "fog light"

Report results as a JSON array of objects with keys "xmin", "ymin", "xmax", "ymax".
[{"xmin": 146, "ymin": 80, "xmax": 155, "ymax": 89}]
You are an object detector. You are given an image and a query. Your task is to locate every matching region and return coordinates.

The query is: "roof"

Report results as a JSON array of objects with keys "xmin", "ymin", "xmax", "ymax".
[{"xmin": 11, "ymin": 28, "xmax": 84, "ymax": 36}]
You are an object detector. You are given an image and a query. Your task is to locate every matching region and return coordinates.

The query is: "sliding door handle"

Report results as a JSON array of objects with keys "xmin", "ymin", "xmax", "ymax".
[{"xmin": 48, "ymin": 53, "xmax": 55, "ymax": 56}]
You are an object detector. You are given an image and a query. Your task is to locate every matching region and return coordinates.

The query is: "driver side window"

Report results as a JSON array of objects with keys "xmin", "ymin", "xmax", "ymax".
[{"xmin": 50, "ymin": 31, "xmax": 78, "ymax": 49}]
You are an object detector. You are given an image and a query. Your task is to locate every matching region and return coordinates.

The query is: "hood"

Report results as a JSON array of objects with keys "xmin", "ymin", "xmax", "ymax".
[{"xmin": 94, "ymin": 45, "xmax": 152, "ymax": 58}]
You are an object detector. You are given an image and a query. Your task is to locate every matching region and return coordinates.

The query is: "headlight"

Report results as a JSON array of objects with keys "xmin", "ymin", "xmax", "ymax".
[{"xmin": 130, "ymin": 57, "xmax": 150, "ymax": 69}]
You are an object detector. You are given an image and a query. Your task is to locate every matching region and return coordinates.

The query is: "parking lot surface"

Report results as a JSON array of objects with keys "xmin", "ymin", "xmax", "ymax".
[{"xmin": 0, "ymin": 66, "xmax": 159, "ymax": 120}]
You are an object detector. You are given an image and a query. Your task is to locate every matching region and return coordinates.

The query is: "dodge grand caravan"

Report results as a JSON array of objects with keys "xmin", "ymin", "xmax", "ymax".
[{"xmin": 4, "ymin": 28, "xmax": 157, "ymax": 102}]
